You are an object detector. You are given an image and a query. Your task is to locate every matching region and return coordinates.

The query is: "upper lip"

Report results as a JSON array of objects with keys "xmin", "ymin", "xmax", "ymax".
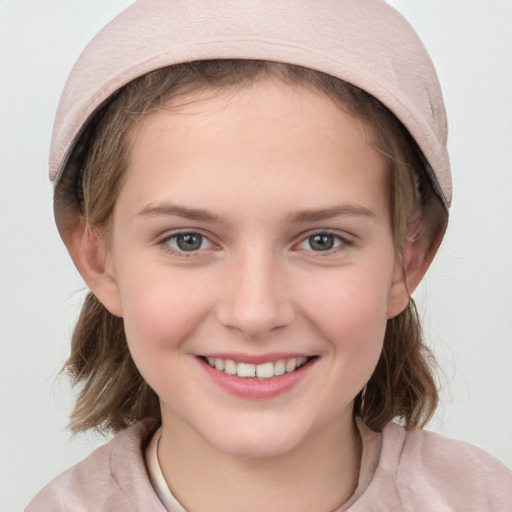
[{"xmin": 198, "ymin": 353, "xmax": 315, "ymax": 364}]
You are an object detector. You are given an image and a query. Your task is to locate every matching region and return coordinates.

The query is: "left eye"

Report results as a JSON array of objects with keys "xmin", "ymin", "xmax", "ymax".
[
  {"xmin": 165, "ymin": 232, "xmax": 213, "ymax": 252},
  {"xmin": 298, "ymin": 232, "xmax": 344, "ymax": 252}
]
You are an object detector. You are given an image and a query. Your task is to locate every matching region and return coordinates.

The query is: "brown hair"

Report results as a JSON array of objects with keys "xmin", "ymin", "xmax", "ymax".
[{"xmin": 64, "ymin": 60, "xmax": 446, "ymax": 434}]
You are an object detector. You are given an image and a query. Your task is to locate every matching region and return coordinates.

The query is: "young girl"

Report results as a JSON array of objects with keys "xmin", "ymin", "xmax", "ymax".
[{"xmin": 25, "ymin": 1, "xmax": 511, "ymax": 510}]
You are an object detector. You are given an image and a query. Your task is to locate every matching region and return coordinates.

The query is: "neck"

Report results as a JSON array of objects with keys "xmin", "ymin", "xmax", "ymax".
[{"xmin": 157, "ymin": 411, "xmax": 361, "ymax": 512}]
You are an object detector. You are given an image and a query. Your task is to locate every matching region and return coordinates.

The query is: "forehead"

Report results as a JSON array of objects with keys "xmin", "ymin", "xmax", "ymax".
[{"xmin": 120, "ymin": 79, "xmax": 390, "ymax": 217}]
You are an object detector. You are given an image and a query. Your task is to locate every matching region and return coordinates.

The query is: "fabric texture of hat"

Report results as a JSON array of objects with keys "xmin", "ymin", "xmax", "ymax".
[{"xmin": 50, "ymin": 0, "xmax": 451, "ymax": 235}]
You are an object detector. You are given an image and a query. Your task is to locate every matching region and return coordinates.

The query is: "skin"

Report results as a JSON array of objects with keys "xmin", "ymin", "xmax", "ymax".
[{"xmin": 77, "ymin": 80, "xmax": 419, "ymax": 511}]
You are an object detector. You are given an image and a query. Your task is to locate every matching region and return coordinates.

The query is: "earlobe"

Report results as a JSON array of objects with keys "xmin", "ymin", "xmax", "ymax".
[
  {"xmin": 66, "ymin": 218, "xmax": 123, "ymax": 317},
  {"xmin": 387, "ymin": 259, "xmax": 410, "ymax": 319}
]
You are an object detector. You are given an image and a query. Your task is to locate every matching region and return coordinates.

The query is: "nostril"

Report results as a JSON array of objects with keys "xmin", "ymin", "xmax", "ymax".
[{"xmin": 216, "ymin": 301, "xmax": 295, "ymax": 338}]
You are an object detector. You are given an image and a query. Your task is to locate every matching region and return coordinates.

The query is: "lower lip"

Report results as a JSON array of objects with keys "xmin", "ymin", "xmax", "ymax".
[{"xmin": 199, "ymin": 358, "xmax": 314, "ymax": 399}]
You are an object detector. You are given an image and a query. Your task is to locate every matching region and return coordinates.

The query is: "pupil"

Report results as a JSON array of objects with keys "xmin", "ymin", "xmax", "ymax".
[
  {"xmin": 177, "ymin": 233, "xmax": 202, "ymax": 251},
  {"xmin": 310, "ymin": 234, "xmax": 334, "ymax": 251}
]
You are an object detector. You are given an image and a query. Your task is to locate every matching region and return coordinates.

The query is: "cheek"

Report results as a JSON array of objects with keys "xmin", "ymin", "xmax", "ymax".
[
  {"xmin": 116, "ymin": 267, "xmax": 214, "ymax": 368},
  {"xmin": 298, "ymin": 264, "xmax": 392, "ymax": 359}
]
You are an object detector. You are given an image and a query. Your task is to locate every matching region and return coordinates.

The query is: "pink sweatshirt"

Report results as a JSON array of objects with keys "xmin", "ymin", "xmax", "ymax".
[{"xmin": 26, "ymin": 419, "xmax": 512, "ymax": 511}]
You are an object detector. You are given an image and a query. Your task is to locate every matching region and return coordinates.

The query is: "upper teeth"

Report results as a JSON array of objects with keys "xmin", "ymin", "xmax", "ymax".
[{"xmin": 206, "ymin": 357, "xmax": 308, "ymax": 379}]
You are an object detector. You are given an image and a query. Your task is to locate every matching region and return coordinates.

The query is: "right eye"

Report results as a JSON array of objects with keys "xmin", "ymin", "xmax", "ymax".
[
  {"xmin": 162, "ymin": 231, "xmax": 214, "ymax": 253},
  {"xmin": 304, "ymin": 233, "xmax": 339, "ymax": 252}
]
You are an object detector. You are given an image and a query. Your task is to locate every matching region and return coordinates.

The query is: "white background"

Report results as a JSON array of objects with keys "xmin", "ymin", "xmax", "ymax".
[{"xmin": 0, "ymin": 1, "xmax": 511, "ymax": 510}]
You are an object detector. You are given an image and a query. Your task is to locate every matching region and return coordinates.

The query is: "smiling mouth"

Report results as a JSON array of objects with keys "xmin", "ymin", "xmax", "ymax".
[{"xmin": 201, "ymin": 356, "xmax": 314, "ymax": 380}]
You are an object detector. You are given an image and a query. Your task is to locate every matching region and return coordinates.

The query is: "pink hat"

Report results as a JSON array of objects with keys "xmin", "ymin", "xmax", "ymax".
[{"xmin": 51, "ymin": 0, "xmax": 451, "ymax": 234}]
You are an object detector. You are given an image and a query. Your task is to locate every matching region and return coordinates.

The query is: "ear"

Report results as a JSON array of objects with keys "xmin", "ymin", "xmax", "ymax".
[
  {"xmin": 66, "ymin": 218, "xmax": 124, "ymax": 317},
  {"xmin": 387, "ymin": 225, "xmax": 440, "ymax": 319}
]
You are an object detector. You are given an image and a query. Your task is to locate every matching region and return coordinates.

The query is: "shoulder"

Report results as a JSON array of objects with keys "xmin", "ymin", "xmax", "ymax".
[
  {"xmin": 388, "ymin": 422, "xmax": 511, "ymax": 482},
  {"xmin": 25, "ymin": 420, "xmax": 165, "ymax": 512},
  {"xmin": 357, "ymin": 422, "xmax": 512, "ymax": 512}
]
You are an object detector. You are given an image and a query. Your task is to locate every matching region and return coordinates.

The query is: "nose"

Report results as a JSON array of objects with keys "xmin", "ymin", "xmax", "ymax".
[{"xmin": 216, "ymin": 249, "xmax": 295, "ymax": 339}]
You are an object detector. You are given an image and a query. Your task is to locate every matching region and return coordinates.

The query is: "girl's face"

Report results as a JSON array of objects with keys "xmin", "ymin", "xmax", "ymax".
[{"xmin": 101, "ymin": 80, "xmax": 408, "ymax": 458}]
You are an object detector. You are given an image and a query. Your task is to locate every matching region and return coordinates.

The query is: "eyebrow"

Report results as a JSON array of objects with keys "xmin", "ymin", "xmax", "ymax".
[
  {"xmin": 137, "ymin": 202, "xmax": 219, "ymax": 222},
  {"xmin": 136, "ymin": 202, "xmax": 375, "ymax": 223},
  {"xmin": 289, "ymin": 205, "xmax": 376, "ymax": 223}
]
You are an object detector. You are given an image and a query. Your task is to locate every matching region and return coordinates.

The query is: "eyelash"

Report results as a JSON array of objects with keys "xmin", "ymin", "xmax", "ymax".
[
  {"xmin": 294, "ymin": 230, "xmax": 353, "ymax": 255},
  {"xmin": 158, "ymin": 229, "xmax": 354, "ymax": 257},
  {"xmin": 160, "ymin": 230, "xmax": 215, "ymax": 255}
]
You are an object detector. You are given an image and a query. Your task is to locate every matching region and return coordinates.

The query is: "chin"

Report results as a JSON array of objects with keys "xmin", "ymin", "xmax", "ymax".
[
  {"xmin": 197, "ymin": 415, "xmax": 317, "ymax": 460},
  {"xmin": 211, "ymin": 432, "xmax": 303, "ymax": 460}
]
